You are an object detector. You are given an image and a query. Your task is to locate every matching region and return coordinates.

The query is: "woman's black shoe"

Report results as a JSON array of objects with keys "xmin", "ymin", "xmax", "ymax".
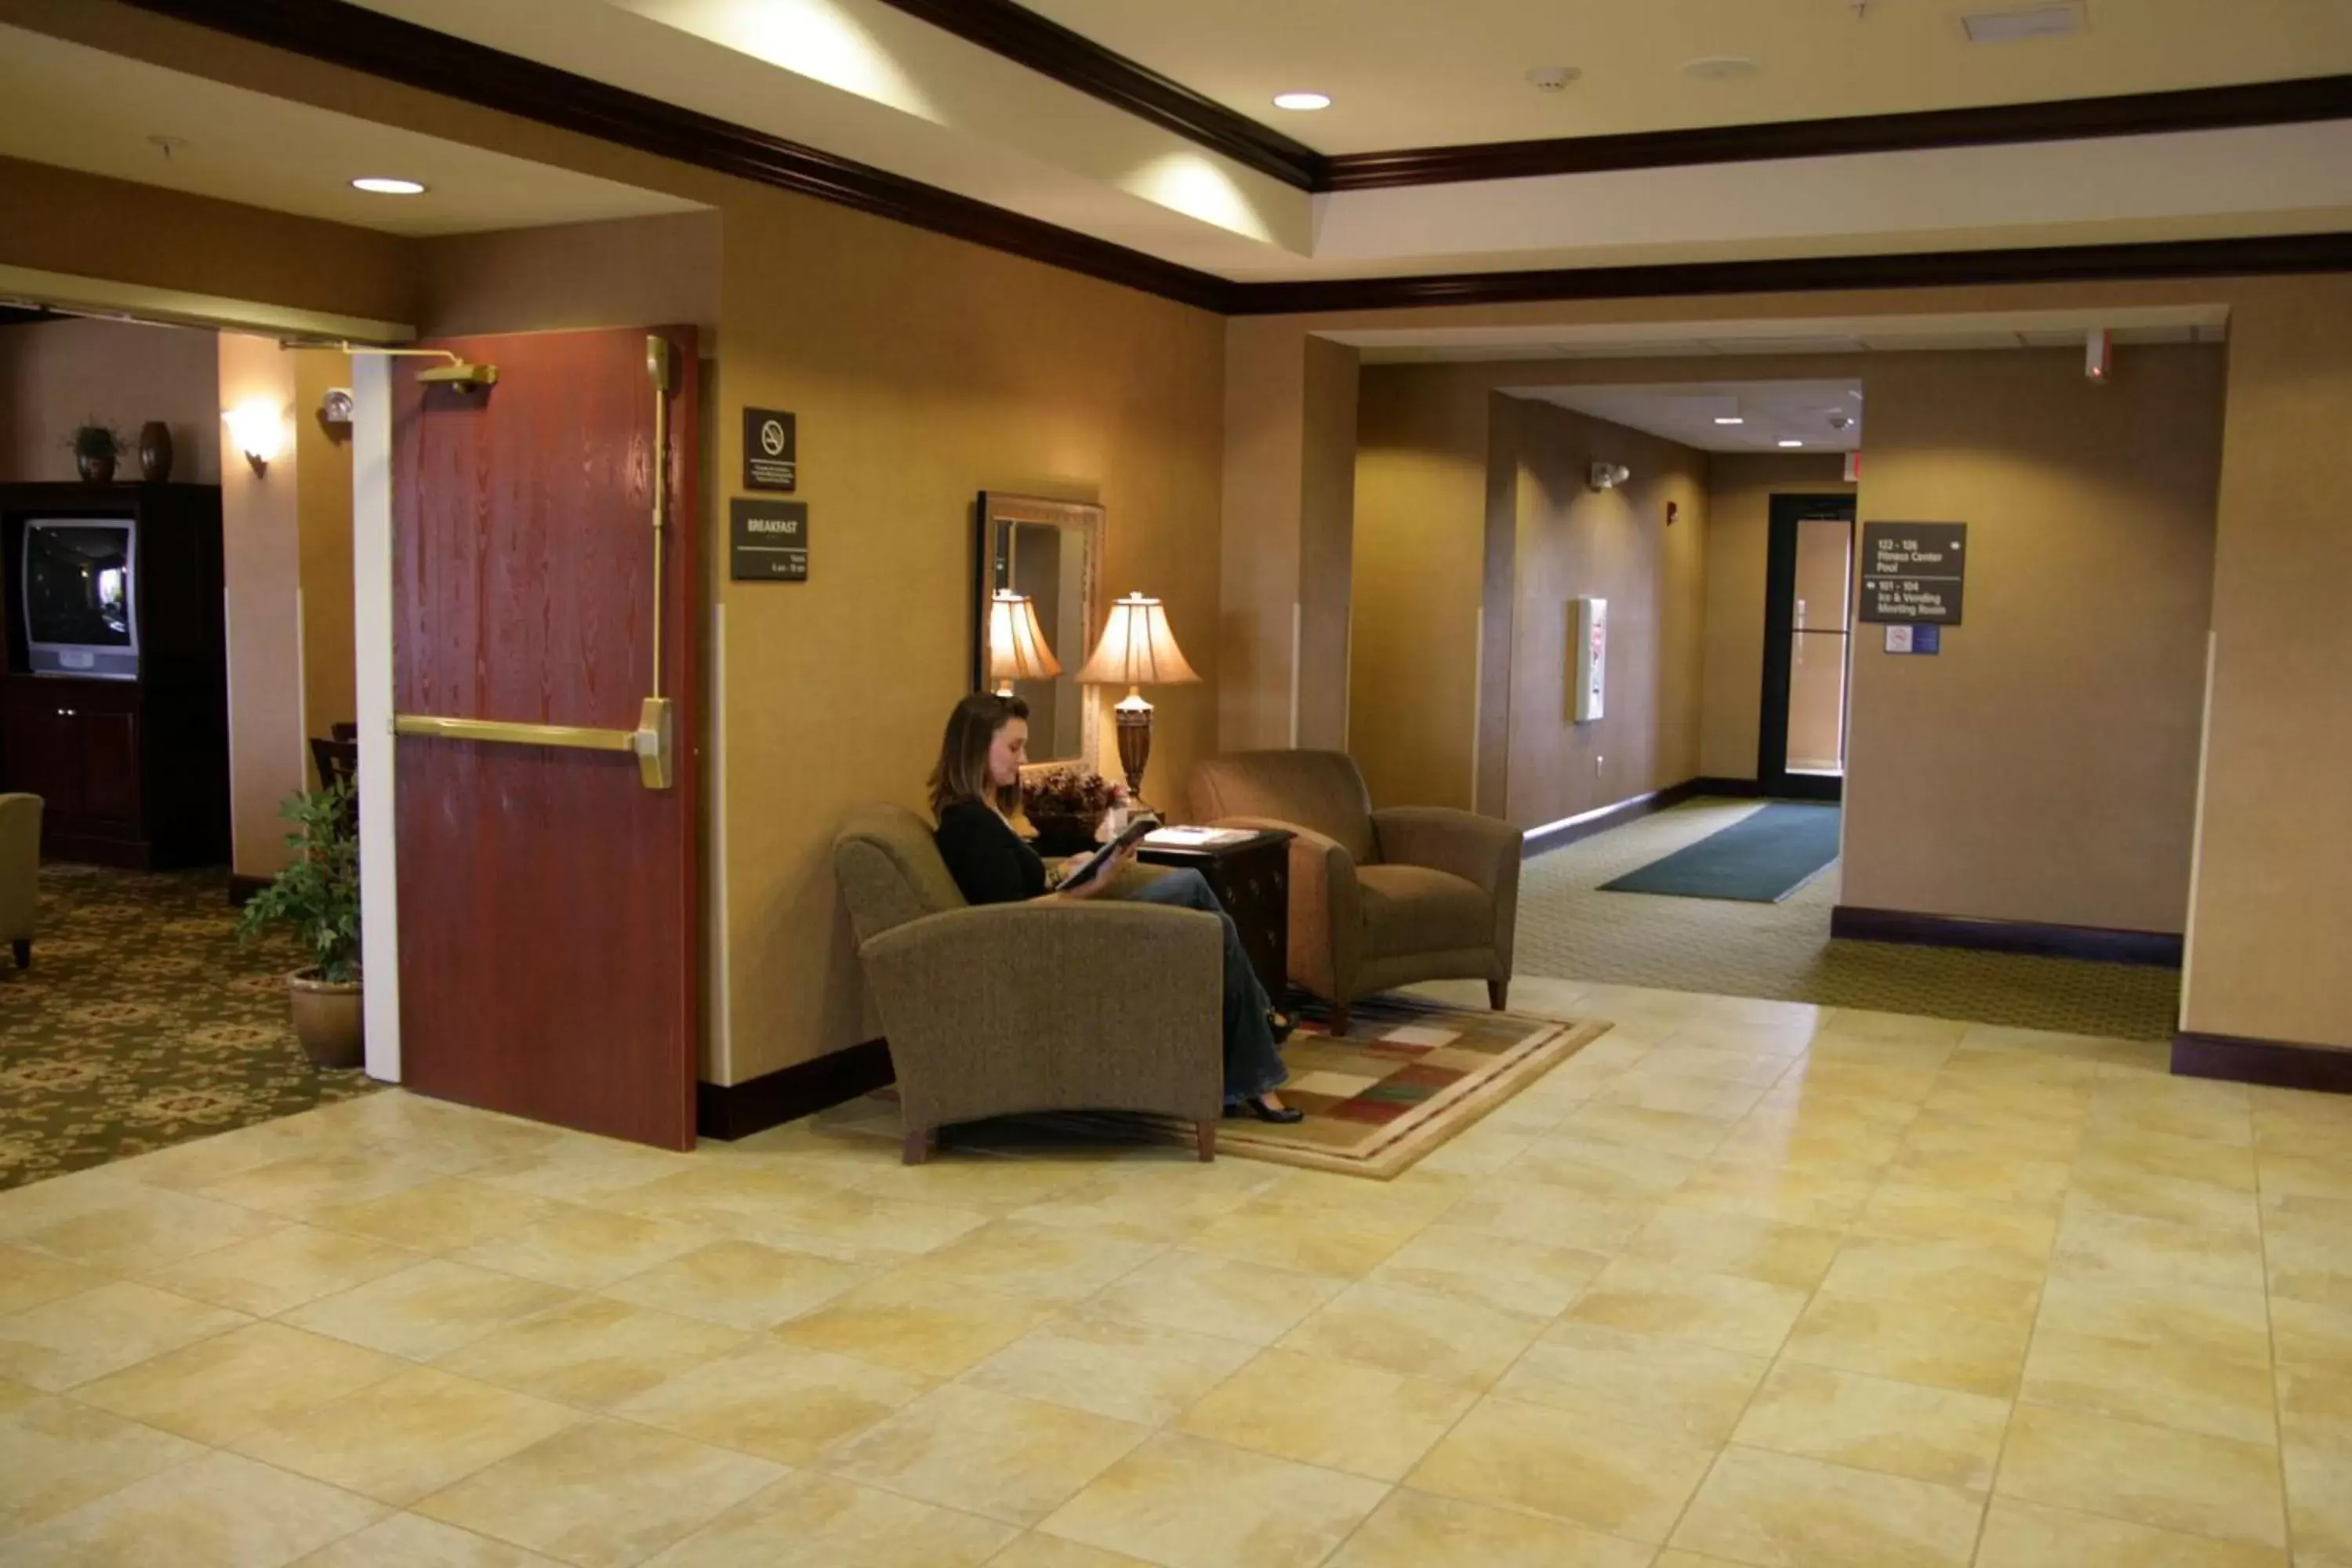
[
  {"xmin": 1226, "ymin": 1095, "xmax": 1305, "ymax": 1124},
  {"xmin": 1268, "ymin": 1008, "xmax": 1298, "ymax": 1045}
]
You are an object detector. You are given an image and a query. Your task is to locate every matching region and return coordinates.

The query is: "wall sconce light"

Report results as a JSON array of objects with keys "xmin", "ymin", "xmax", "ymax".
[
  {"xmin": 1588, "ymin": 462, "xmax": 1631, "ymax": 492},
  {"xmin": 318, "ymin": 387, "xmax": 354, "ymax": 426},
  {"xmin": 223, "ymin": 399, "xmax": 285, "ymax": 476}
]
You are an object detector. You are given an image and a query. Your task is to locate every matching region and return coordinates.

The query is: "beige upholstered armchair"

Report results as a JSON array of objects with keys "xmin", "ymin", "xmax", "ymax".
[
  {"xmin": 1186, "ymin": 752, "xmax": 1522, "ymax": 1035},
  {"xmin": 1, "ymin": 793, "xmax": 39, "ymax": 969},
  {"xmin": 831, "ymin": 804, "xmax": 1225, "ymax": 1163}
]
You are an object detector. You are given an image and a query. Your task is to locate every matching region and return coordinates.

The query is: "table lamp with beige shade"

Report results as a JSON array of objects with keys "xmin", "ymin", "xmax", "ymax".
[
  {"xmin": 1076, "ymin": 590, "xmax": 1199, "ymax": 808},
  {"xmin": 985, "ymin": 590, "xmax": 1062, "ymax": 696}
]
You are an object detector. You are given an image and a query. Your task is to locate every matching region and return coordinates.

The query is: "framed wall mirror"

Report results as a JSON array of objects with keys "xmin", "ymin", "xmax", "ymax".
[{"xmin": 971, "ymin": 492, "xmax": 1103, "ymax": 768}]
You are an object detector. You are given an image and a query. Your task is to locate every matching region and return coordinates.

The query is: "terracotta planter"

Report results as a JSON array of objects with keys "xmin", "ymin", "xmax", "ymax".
[
  {"xmin": 77, "ymin": 451, "xmax": 117, "ymax": 484},
  {"xmin": 288, "ymin": 968, "xmax": 365, "ymax": 1069}
]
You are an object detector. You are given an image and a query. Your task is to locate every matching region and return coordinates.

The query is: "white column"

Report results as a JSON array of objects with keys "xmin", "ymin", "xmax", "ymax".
[{"xmin": 351, "ymin": 355, "xmax": 401, "ymax": 1083}]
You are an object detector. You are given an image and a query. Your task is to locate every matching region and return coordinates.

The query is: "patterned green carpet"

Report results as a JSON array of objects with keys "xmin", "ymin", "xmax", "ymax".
[
  {"xmin": 0, "ymin": 864, "xmax": 379, "ymax": 1192},
  {"xmin": 1519, "ymin": 799, "xmax": 2182, "ymax": 1040}
]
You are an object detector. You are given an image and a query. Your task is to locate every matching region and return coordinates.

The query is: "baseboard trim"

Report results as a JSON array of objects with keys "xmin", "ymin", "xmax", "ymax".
[
  {"xmin": 695, "ymin": 1038, "xmax": 896, "ymax": 1142},
  {"xmin": 1523, "ymin": 781, "xmax": 1697, "ymax": 858},
  {"xmin": 1523, "ymin": 777, "xmax": 1777, "ymax": 858},
  {"xmin": 227, "ymin": 874, "xmax": 270, "ymax": 907},
  {"xmin": 2173, "ymin": 1031, "xmax": 2352, "ymax": 1094},
  {"xmin": 1831, "ymin": 905, "xmax": 2184, "ymax": 967}
]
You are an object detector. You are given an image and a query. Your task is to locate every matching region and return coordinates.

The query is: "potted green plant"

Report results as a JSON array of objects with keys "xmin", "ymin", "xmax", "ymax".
[
  {"xmin": 236, "ymin": 779, "xmax": 364, "ymax": 1069},
  {"xmin": 65, "ymin": 421, "xmax": 124, "ymax": 484}
]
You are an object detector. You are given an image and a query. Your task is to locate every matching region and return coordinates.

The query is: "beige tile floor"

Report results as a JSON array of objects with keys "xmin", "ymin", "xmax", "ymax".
[{"xmin": 3, "ymin": 975, "xmax": 2350, "ymax": 1566}]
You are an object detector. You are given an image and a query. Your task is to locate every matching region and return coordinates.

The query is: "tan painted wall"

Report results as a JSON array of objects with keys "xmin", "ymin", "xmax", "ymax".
[
  {"xmin": 1504, "ymin": 401, "xmax": 1708, "ymax": 829},
  {"xmin": 416, "ymin": 212, "xmax": 721, "ymax": 338},
  {"xmin": 292, "ymin": 349, "xmax": 354, "ymax": 749},
  {"xmin": 1350, "ymin": 367, "xmax": 1490, "ymax": 810},
  {"xmin": 1218, "ymin": 321, "xmax": 1356, "ymax": 756},
  {"xmin": 217, "ymin": 331, "xmax": 306, "ymax": 879},
  {"xmin": 0, "ymin": 316, "xmax": 221, "ymax": 484},
  {"xmin": 710, "ymin": 198, "xmax": 1224, "ymax": 1085},
  {"xmin": 2187, "ymin": 278, "xmax": 2352, "ymax": 1049},
  {"xmin": 0, "ymin": 155, "xmax": 416, "ymax": 327},
  {"xmin": 1844, "ymin": 345, "xmax": 2225, "ymax": 935},
  {"xmin": 1699, "ymin": 454, "xmax": 1856, "ymax": 780}
]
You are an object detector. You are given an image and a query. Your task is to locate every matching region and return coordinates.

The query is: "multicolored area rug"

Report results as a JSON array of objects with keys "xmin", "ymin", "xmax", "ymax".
[
  {"xmin": 960, "ymin": 996, "xmax": 1605, "ymax": 1180},
  {"xmin": 0, "ymin": 864, "xmax": 379, "ymax": 1191}
]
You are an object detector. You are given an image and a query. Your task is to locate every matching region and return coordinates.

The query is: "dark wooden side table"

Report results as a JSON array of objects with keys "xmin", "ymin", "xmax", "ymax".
[{"xmin": 1138, "ymin": 828, "xmax": 1291, "ymax": 1002}]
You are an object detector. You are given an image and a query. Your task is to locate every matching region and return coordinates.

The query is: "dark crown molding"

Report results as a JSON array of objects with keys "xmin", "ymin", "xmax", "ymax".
[
  {"xmin": 105, "ymin": 2, "xmax": 2352, "ymax": 316},
  {"xmin": 118, "ymin": 0, "xmax": 1232, "ymax": 312},
  {"xmin": 1323, "ymin": 74, "xmax": 2352, "ymax": 190},
  {"xmin": 868, "ymin": 0, "xmax": 1322, "ymax": 191},
  {"xmin": 1221, "ymin": 231, "xmax": 2352, "ymax": 316}
]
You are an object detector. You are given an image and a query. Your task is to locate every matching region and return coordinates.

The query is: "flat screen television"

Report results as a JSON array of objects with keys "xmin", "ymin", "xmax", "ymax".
[{"xmin": 22, "ymin": 517, "xmax": 139, "ymax": 680}]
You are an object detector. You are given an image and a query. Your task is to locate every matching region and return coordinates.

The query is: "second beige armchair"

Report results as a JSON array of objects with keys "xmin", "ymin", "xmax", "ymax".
[{"xmin": 1186, "ymin": 752, "xmax": 1522, "ymax": 1035}]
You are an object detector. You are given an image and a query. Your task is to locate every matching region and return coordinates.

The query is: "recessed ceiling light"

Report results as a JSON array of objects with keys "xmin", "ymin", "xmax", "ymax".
[
  {"xmin": 350, "ymin": 176, "xmax": 426, "ymax": 195},
  {"xmin": 1682, "ymin": 56, "xmax": 1761, "ymax": 82},
  {"xmin": 1778, "ymin": 439, "xmax": 1805, "ymax": 448},
  {"xmin": 1714, "ymin": 416, "xmax": 1745, "ymax": 425},
  {"xmin": 1272, "ymin": 92, "xmax": 1331, "ymax": 111}
]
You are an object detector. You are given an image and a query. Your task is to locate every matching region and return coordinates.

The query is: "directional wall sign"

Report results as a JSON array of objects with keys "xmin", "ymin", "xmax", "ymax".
[
  {"xmin": 742, "ymin": 407, "xmax": 797, "ymax": 492},
  {"xmin": 731, "ymin": 498, "xmax": 808, "ymax": 581},
  {"xmin": 1860, "ymin": 521, "xmax": 1966, "ymax": 625}
]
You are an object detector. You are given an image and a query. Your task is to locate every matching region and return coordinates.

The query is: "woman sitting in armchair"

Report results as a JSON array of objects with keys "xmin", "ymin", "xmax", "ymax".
[{"xmin": 927, "ymin": 692, "xmax": 1300, "ymax": 1123}]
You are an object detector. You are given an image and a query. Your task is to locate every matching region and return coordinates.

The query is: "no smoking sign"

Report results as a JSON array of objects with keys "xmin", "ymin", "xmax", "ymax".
[{"xmin": 742, "ymin": 406, "xmax": 797, "ymax": 492}]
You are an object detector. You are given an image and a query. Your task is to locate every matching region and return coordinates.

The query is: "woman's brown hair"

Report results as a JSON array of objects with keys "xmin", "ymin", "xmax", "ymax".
[{"xmin": 928, "ymin": 691, "xmax": 1028, "ymax": 819}]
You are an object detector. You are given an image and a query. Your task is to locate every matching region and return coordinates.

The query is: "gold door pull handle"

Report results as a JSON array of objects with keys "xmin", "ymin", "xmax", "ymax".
[{"xmin": 394, "ymin": 698, "xmax": 673, "ymax": 789}]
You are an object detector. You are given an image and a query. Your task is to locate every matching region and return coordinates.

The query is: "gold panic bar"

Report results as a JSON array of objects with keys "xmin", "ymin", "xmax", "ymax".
[{"xmin": 390, "ymin": 714, "xmax": 636, "ymax": 753}]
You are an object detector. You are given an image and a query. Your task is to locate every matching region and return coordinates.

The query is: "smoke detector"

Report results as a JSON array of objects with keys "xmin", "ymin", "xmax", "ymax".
[
  {"xmin": 1960, "ymin": 4, "xmax": 2085, "ymax": 43},
  {"xmin": 1526, "ymin": 66, "xmax": 1581, "ymax": 92}
]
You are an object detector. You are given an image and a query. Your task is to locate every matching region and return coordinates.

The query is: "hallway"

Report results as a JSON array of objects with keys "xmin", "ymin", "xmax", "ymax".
[{"xmin": 1516, "ymin": 800, "xmax": 2181, "ymax": 1040}]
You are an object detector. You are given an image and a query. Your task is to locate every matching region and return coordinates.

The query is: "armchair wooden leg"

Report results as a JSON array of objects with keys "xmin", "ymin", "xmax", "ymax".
[
  {"xmin": 1194, "ymin": 1120, "xmax": 1217, "ymax": 1162},
  {"xmin": 902, "ymin": 1125, "xmax": 934, "ymax": 1165},
  {"xmin": 1488, "ymin": 979, "xmax": 1508, "ymax": 1012},
  {"xmin": 1328, "ymin": 1001, "xmax": 1349, "ymax": 1038},
  {"xmin": 9, "ymin": 939, "xmax": 26, "ymax": 971}
]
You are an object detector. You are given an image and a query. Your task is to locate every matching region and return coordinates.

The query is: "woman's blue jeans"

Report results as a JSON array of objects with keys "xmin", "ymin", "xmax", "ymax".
[{"xmin": 1120, "ymin": 869, "xmax": 1288, "ymax": 1103}]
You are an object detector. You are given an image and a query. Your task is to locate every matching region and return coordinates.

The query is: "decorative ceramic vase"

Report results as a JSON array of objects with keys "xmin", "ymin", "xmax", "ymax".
[
  {"xmin": 137, "ymin": 421, "xmax": 174, "ymax": 482},
  {"xmin": 287, "ymin": 969, "xmax": 365, "ymax": 1069},
  {"xmin": 76, "ymin": 451, "xmax": 116, "ymax": 484}
]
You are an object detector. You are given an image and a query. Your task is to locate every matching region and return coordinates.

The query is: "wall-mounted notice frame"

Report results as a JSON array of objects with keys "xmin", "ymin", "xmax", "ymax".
[{"xmin": 1573, "ymin": 597, "xmax": 1606, "ymax": 722}]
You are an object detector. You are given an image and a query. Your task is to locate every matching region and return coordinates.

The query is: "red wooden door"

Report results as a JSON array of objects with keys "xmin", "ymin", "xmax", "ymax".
[{"xmin": 391, "ymin": 327, "xmax": 699, "ymax": 1149}]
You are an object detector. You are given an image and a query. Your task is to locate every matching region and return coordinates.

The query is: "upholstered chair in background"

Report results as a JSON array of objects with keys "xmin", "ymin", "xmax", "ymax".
[{"xmin": 1185, "ymin": 752, "xmax": 1521, "ymax": 1035}]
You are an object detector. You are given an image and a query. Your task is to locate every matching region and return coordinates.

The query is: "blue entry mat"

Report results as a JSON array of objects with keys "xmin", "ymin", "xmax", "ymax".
[{"xmin": 1599, "ymin": 803, "xmax": 1842, "ymax": 903}]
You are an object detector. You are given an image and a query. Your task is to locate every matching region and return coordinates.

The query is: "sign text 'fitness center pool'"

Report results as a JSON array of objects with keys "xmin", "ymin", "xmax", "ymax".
[{"xmin": 1860, "ymin": 521, "xmax": 1966, "ymax": 625}]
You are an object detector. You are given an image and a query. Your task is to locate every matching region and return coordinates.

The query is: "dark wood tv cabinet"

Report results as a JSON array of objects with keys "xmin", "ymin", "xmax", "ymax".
[{"xmin": 0, "ymin": 483, "xmax": 229, "ymax": 869}]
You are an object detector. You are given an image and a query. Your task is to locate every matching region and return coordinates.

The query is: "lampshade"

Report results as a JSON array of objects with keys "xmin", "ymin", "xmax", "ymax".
[
  {"xmin": 1076, "ymin": 592, "xmax": 1200, "ymax": 688},
  {"xmin": 986, "ymin": 590, "xmax": 1062, "ymax": 684}
]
